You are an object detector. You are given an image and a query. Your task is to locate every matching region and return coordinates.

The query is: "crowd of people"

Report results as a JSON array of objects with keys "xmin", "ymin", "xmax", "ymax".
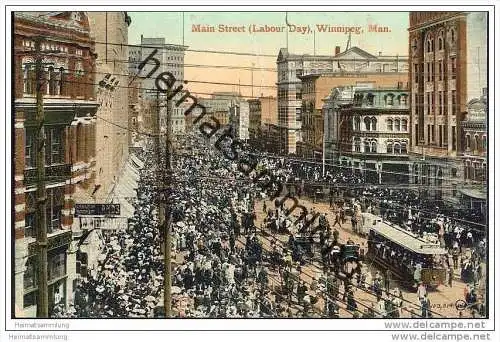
[{"xmin": 54, "ymin": 131, "xmax": 486, "ymax": 319}]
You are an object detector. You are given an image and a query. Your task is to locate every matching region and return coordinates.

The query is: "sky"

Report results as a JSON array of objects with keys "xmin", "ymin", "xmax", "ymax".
[{"xmin": 128, "ymin": 12, "xmax": 410, "ymax": 97}]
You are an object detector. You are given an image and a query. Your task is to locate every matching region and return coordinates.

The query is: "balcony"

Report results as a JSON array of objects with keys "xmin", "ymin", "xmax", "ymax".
[{"xmin": 24, "ymin": 163, "xmax": 71, "ymax": 185}]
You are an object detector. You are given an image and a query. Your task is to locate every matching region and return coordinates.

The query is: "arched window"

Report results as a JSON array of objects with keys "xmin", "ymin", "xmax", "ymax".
[
  {"xmin": 385, "ymin": 94, "xmax": 394, "ymax": 106},
  {"xmin": 387, "ymin": 119, "xmax": 393, "ymax": 131},
  {"xmin": 394, "ymin": 142, "xmax": 401, "ymax": 154},
  {"xmin": 371, "ymin": 141, "xmax": 377, "ymax": 153},
  {"xmin": 450, "ymin": 29, "xmax": 456, "ymax": 43},
  {"xmin": 474, "ymin": 135, "xmax": 480, "ymax": 151},
  {"xmin": 354, "ymin": 138, "xmax": 361, "ymax": 152},
  {"xmin": 371, "ymin": 117, "xmax": 377, "ymax": 131},
  {"xmin": 367, "ymin": 93, "xmax": 374, "ymax": 106},
  {"xmin": 465, "ymin": 135, "xmax": 471, "ymax": 150},
  {"xmin": 394, "ymin": 119, "xmax": 400, "ymax": 131},
  {"xmin": 354, "ymin": 116, "xmax": 361, "ymax": 131},
  {"xmin": 364, "ymin": 140, "xmax": 370, "ymax": 152},
  {"xmin": 402, "ymin": 141, "xmax": 408, "ymax": 153},
  {"xmin": 364, "ymin": 117, "xmax": 371, "ymax": 131},
  {"xmin": 401, "ymin": 119, "xmax": 408, "ymax": 131},
  {"xmin": 58, "ymin": 67, "xmax": 65, "ymax": 96},
  {"xmin": 399, "ymin": 94, "xmax": 408, "ymax": 106},
  {"xmin": 438, "ymin": 30, "xmax": 444, "ymax": 50},
  {"xmin": 426, "ymin": 39, "xmax": 434, "ymax": 52},
  {"xmin": 386, "ymin": 141, "xmax": 393, "ymax": 153}
]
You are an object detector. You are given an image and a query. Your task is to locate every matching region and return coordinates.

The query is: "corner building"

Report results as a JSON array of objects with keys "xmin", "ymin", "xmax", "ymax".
[{"xmin": 408, "ymin": 12, "xmax": 487, "ymax": 202}]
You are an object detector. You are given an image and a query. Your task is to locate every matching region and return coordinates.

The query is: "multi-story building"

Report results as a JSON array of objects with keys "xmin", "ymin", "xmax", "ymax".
[
  {"xmin": 459, "ymin": 91, "xmax": 487, "ymax": 213},
  {"xmin": 277, "ymin": 46, "xmax": 409, "ymax": 154},
  {"xmin": 13, "ymin": 11, "xmax": 98, "ymax": 316},
  {"xmin": 248, "ymin": 96, "xmax": 277, "ymax": 148},
  {"xmin": 229, "ymin": 100, "xmax": 250, "ymax": 141},
  {"xmin": 338, "ymin": 88, "xmax": 410, "ymax": 184},
  {"xmin": 298, "ymin": 72, "xmax": 408, "ymax": 159},
  {"xmin": 408, "ymin": 11, "xmax": 487, "ymax": 202},
  {"xmin": 129, "ymin": 36, "xmax": 187, "ymax": 135}
]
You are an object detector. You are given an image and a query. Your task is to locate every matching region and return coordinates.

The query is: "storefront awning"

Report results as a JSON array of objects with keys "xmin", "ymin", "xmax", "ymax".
[{"xmin": 458, "ymin": 187, "xmax": 487, "ymax": 200}]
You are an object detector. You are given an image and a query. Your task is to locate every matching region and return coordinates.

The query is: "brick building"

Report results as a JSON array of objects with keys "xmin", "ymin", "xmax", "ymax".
[
  {"xmin": 276, "ymin": 46, "xmax": 409, "ymax": 154},
  {"xmin": 13, "ymin": 11, "xmax": 98, "ymax": 317},
  {"xmin": 297, "ymin": 72, "xmax": 408, "ymax": 159},
  {"xmin": 408, "ymin": 11, "xmax": 487, "ymax": 202}
]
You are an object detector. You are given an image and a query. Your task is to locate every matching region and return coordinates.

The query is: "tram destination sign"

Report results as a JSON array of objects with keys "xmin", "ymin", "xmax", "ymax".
[{"xmin": 75, "ymin": 203, "xmax": 121, "ymax": 217}]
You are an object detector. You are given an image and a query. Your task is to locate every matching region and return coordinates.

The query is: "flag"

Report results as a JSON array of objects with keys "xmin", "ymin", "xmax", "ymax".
[{"xmin": 285, "ymin": 12, "xmax": 291, "ymax": 27}]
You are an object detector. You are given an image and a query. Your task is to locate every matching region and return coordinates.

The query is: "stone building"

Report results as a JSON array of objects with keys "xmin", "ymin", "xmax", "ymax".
[
  {"xmin": 338, "ymin": 88, "xmax": 410, "ymax": 184},
  {"xmin": 459, "ymin": 92, "xmax": 487, "ymax": 213},
  {"xmin": 276, "ymin": 46, "xmax": 409, "ymax": 154},
  {"xmin": 248, "ymin": 96, "xmax": 277, "ymax": 148},
  {"xmin": 408, "ymin": 11, "xmax": 487, "ymax": 203},
  {"xmin": 229, "ymin": 100, "xmax": 250, "ymax": 141},
  {"xmin": 13, "ymin": 11, "xmax": 98, "ymax": 317},
  {"xmin": 298, "ymin": 72, "xmax": 408, "ymax": 159},
  {"xmin": 128, "ymin": 36, "xmax": 187, "ymax": 135}
]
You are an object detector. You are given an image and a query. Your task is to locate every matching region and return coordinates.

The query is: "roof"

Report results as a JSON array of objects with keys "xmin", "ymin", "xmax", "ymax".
[
  {"xmin": 368, "ymin": 216, "xmax": 447, "ymax": 255},
  {"xmin": 458, "ymin": 187, "xmax": 487, "ymax": 200}
]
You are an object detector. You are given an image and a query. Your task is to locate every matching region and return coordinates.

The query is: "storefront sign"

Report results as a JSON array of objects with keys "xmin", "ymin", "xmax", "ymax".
[{"xmin": 74, "ymin": 203, "xmax": 121, "ymax": 217}]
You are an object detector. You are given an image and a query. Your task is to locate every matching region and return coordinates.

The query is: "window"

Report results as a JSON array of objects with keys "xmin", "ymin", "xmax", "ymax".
[
  {"xmin": 364, "ymin": 117, "xmax": 371, "ymax": 131},
  {"xmin": 24, "ymin": 258, "xmax": 37, "ymax": 290},
  {"xmin": 371, "ymin": 117, "xmax": 377, "ymax": 131},
  {"xmin": 367, "ymin": 93, "xmax": 374, "ymax": 106},
  {"xmin": 452, "ymin": 126, "xmax": 457, "ymax": 150},
  {"xmin": 25, "ymin": 130, "xmax": 35, "ymax": 168},
  {"xmin": 465, "ymin": 135, "xmax": 471, "ymax": 150},
  {"xmin": 426, "ymin": 63, "xmax": 431, "ymax": 82},
  {"xmin": 48, "ymin": 251, "xmax": 66, "ymax": 280},
  {"xmin": 386, "ymin": 94, "xmax": 394, "ymax": 106},
  {"xmin": 402, "ymin": 141, "xmax": 408, "ymax": 153},
  {"xmin": 438, "ymin": 92, "xmax": 443, "ymax": 115},
  {"xmin": 482, "ymin": 135, "xmax": 487, "ymax": 151},
  {"xmin": 426, "ymin": 39, "xmax": 433, "ymax": 52},
  {"xmin": 354, "ymin": 139, "xmax": 361, "ymax": 152},
  {"xmin": 474, "ymin": 135, "xmax": 480, "ymax": 151},
  {"xmin": 354, "ymin": 116, "xmax": 361, "ymax": 131},
  {"xmin": 386, "ymin": 141, "xmax": 393, "ymax": 153},
  {"xmin": 450, "ymin": 29, "xmax": 456, "ymax": 43},
  {"xmin": 371, "ymin": 141, "xmax": 377, "ymax": 153},
  {"xmin": 394, "ymin": 119, "xmax": 400, "ymax": 131},
  {"xmin": 451, "ymin": 57, "xmax": 456, "ymax": 79},
  {"xmin": 444, "ymin": 126, "xmax": 448, "ymax": 144},
  {"xmin": 402, "ymin": 119, "xmax": 408, "ymax": 131},
  {"xmin": 45, "ymin": 127, "xmax": 64, "ymax": 165},
  {"xmin": 25, "ymin": 192, "xmax": 36, "ymax": 238},
  {"xmin": 387, "ymin": 119, "xmax": 393, "ymax": 131},
  {"xmin": 426, "ymin": 93, "xmax": 431, "ymax": 114},
  {"xmin": 400, "ymin": 94, "xmax": 408, "ymax": 106},
  {"xmin": 414, "ymin": 64, "xmax": 418, "ymax": 83},
  {"xmin": 46, "ymin": 187, "xmax": 64, "ymax": 234},
  {"xmin": 452, "ymin": 90, "xmax": 457, "ymax": 115},
  {"xmin": 364, "ymin": 140, "xmax": 370, "ymax": 152},
  {"xmin": 394, "ymin": 143, "xmax": 401, "ymax": 154},
  {"xmin": 23, "ymin": 64, "xmax": 35, "ymax": 94},
  {"xmin": 431, "ymin": 125, "xmax": 435, "ymax": 142},
  {"xmin": 438, "ymin": 60, "xmax": 443, "ymax": 81},
  {"xmin": 438, "ymin": 36, "xmax": 444, "ymax": 50},
  {"xmin": 427, "ymin": 125, "xmax": 431, "ymax": 144}
]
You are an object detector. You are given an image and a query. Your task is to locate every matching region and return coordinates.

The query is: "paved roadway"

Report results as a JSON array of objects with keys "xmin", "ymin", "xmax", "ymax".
[{"xmin": 247, "ymin": 196, "xmax": 477, "ymax": 318}]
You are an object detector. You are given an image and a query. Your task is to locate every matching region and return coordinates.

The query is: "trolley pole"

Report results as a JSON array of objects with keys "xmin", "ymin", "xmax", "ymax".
[{"xmin": 34, "ymin": 37, "xmax": 49, "ymax": 318}]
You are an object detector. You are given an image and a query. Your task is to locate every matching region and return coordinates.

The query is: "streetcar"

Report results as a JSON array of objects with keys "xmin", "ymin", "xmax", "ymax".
[{"xmin": 365, "ymin": 216, "xmax": 447, "ymax": 289}]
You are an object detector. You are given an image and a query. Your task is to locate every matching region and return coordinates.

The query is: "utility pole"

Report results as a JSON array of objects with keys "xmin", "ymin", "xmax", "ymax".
[
  {"xmin": 163, "ymin": 89, "xmax": 173, "ymax": 317},
  {"xmin": 34, "ymin": 37, "xmax": 49, "ymax": 318}
]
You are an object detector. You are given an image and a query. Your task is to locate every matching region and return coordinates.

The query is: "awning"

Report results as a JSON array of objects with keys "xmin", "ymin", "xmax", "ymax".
[
  {"xmin": 107, "ymin": 154, "xmax": 145, "ymax": 220},
  {"xmin": 458, "ymin": 187, "xmax": 487, "ymax": 200}
]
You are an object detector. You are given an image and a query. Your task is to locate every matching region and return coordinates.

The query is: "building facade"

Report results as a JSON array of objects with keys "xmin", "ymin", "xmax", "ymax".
[
  {"xmin": 276, "ymin": 46, "xmax": 409, "ymax": 154},
  {"xmin": 459, "ymin": 93, "xmax": 487, "ymax": 213},
  {"xmin": 338, "ymin": 88, "xmax": 410, "ymax": 184},
  {"xmin": 298, "ymin": 72, "xmax": 408, "ymax": 159},
  {"xmin": 128, "ymin": 36, "xmax": 187, "ymax": 135},
  {"xmin": 248, "ymin": 96, "xmax": 277, "ymax": 147},
  {"xmin": 408, "ymin": 11, "xmax": 487, "ymax": 202},
  {"xmin": 229, "ymin": 100, "xmax": 250, "ymax": 141},
  {"xmin": 14, "ymin": 11, "xmax": 98, "ymax": 317}
]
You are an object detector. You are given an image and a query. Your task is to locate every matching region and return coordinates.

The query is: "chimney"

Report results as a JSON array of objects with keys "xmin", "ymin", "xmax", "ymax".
[{"xmin": 335, "ymin": 46, "xmax": 341, "ymax": 56}]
